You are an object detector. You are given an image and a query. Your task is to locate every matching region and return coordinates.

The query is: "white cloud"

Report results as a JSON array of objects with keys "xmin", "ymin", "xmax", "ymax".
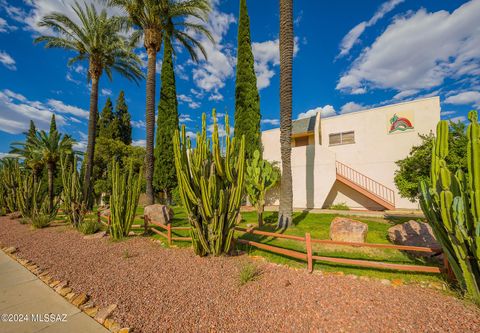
[
  {"xmin": 132, "ymin": 139, "xmax": 146, "ymax": 147},
  {"xmin": 178, "ymin": 94, "xmax": 201, "ymax": 109},
  {"xmin": 101, "ymin": 88, "xmax": 112, "ymax": 96},
  {"xmin": 298, "ymin": 105, "xmax": 336, "ymax": 119},
  {"xmin": 252, "ymin": 38, "xmax": 300, "ymax": 90},
  {"xmin": 261, "ymin": 118, "xmax": 280, "ymax": 126},
  {"xmin": 441, "ymin": 110, "xmax": 456, "ymax": 117},
  {"xmin": 393, "ymin": 90, "xmax": 419, "ymax": 100},
  {"xmin": 0, "ymin": 152, "xmax": 20, "ymax": 159},
  {"xmin": 207, "ymin": 123, "xmax": 231, "ymax": 137},
  {"xmin": 179, "ymin": 114, "xmax": 193, "ymax": 123},
  {"xmin": 0, "ymin": 50, "xmax": 16, "ymax": 70},
  {"xmin": 444, "ymin": 91, "xmax": 480, "ymax": 108},
  {"xmin": 66, "ymin": 72, "xmax": 81, "ymax": 85},
  {"xmin": 47, "ymin": 99, "xmax": 89, "ymax": 119},
  {"xmin": 340, "ymin": 102, "xmax": 365, "ymax": 114},
  {"xmin": 449, "ymin": 116, "xmax": 467, "ymax": 123},
  {"xmin": 131, "ymin": 120, "xmax": 145, "ymax": 128},
  {"xmin": 0, "ymin": 89, "xmax": 68, "ymax": 134},
  {"xmin": 337, "ymin": 0, "xmax": 404, "ymax": 58},
  {"xmin": 0, "ymin": 17, "xmax": 16, "ymax": 33},
  {"xmin": 337, "ymin": 1, "xmax": 480, "ymax": 95},
  {"xmin": 187, "ymin": 3, "xmax": 236, "ymax": 101},
  {"xmin": 208, "ymin": 91, "xmax": 223, "ymax": 101}
]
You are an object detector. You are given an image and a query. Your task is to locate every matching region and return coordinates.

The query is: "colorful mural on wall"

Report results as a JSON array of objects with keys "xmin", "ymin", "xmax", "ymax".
[{"xmin": 388, "ymin": 113, "xmax": 414, "ymax": 133}]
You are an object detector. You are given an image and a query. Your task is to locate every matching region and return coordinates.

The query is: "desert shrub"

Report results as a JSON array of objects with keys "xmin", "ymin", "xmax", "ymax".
[
  {"xmin": 239, "ymin": 262, "xmax": 261, "ymax": 285},
  {"xmin": 31, "ymin": 213, "xmax": 52, "ymax": 229},
  {"xmin": 329, "ymin": 202, "xmax": 350, "ymax": 210},
  {"xmin": 79, "ymin": 219, "xmax": 100, "ymax": 235},
  {"xmin": 19, "ymin": 217, "xmax": 30, "ymax": 225}
]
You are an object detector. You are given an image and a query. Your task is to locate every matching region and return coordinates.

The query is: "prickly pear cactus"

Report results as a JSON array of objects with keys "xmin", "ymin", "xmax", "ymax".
[
  {"xmin": 419, "ymin": 110, "xmax": 480, "ymax": 303},
  {"xmin": 173, "ymin": 109, "xmax": 245, "ymax": 256},
  {"xmin": 245, "ymin": 150, "xmax": 279, "ymax": 227}
]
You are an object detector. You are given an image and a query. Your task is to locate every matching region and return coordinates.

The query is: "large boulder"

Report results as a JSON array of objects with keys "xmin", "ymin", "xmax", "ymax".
[
  {"xmin": 330, "ymin": 217, "xmax": 368, "ymax": 243},
  {"xmin": 388, "ymin": 220, "xmax": 440, "ymax": 258},
  {"xmin": 144, "ymin": 204, "xmax": 174, "ymax": 225}
]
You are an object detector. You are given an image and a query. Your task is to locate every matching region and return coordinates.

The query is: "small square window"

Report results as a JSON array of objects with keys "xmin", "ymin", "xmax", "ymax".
[{"xmin": 329, "ymin": 131, "xmax": 355, "ymax": 146}]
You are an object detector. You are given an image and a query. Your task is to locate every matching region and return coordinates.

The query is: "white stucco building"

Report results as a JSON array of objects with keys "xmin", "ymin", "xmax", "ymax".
[{"xmin": 262, "ymin": 97, "xmax": 441, "ymax": 210}]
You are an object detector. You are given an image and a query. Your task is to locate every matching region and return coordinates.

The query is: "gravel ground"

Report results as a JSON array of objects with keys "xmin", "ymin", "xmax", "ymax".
[{"xmin": 1, "ymin": 216, "xmax": 479, "ymax": 333}]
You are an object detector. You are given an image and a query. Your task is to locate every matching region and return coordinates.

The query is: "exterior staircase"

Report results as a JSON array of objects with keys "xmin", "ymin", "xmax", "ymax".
[{"xmin": 335, "ymin": 161, "xmax": 395, "ymax": 210}]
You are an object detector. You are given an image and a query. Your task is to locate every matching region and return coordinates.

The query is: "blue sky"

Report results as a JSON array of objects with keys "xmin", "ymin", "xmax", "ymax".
[{"xmin": 0, "ymin": 0, "xmax": 479, "ymax": 155}]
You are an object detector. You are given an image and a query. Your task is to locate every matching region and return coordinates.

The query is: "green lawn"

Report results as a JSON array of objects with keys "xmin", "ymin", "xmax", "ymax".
[{"xmin": 134, "ymin": 206, "xmax": 445, "ymax": 284}]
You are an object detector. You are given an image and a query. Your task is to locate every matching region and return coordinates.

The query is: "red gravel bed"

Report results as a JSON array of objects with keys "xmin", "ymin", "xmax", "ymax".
[{"xmin": 1, "ymin": 216, "xmax": 479, "ymax": 332}]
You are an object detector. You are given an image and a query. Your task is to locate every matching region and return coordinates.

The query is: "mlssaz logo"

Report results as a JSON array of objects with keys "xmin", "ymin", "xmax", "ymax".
[{"xmin": 389, "ymin": 113, "xmax": 414, "ymax": 133}]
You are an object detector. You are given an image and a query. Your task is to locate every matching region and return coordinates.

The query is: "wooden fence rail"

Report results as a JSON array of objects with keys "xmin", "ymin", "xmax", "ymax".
[{"xmin": 96, "ymin": 213, "xmax": 443, "ymax": 275}]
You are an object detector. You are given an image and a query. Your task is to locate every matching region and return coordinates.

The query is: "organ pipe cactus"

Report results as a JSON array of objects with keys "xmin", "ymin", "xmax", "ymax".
[
  {"xmin": 16, "ymin": 172, "xmax": 43, "ymax": 219},
  {"xmin": 110, "ymin": 160, "xmax": 142, "ymax": 240},
  {"xmin": 173, "ymin": 109, "xmax": 245, "ymax": 256},
  {"xmin": 419, "ymin": 110, "xmax": 480, "ymax": 303},
  {"xmin": 60, "ymin": 155, "xmax": 85, "ymax": 227},
  {"xmin": 245, "ymin": 150, "xmax": 279, "ymax": 227},
  {"xmin": 1, "ymin": 158, "xmax": 21, "ymax": 212}
]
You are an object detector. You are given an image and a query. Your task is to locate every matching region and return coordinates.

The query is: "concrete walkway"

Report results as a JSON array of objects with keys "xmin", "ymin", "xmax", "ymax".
[{"xmin": 0, "ymin": 251, "xmax": 108, "ymax": 333}]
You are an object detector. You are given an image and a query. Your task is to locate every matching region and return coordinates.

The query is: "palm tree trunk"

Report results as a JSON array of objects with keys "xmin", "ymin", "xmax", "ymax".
[
  {"xmin": 47, "ymin": 162, "xmax": 54, "ymax": 213},
  {"xmin": 278, "ymin": 0, "xmax": 294, "ymax": 229},
  {"xmin": 83, "ymin": 75, "xmax": 100, "ymax": 208},
  {"xmin": 145, "ymin": 48, "xmax": 157, "ymax": 206}
]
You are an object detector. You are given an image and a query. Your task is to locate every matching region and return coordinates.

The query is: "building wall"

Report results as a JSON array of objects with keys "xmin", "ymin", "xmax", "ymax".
[{"xmin": 261, "ymin": 97, "xmax": 441, "ymax": 210}]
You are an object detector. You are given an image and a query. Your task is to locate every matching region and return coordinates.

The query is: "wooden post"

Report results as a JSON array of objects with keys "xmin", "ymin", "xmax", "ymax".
[
  {"xmin": 443, "ymin": 254, "xmax": 456, "ymax": 282},
  {"xmin": 167, "ymin": 223, "xmax": 172, "ymax": 246},
  {"xmin": 305, "ymin": 232, "xmax": 313, "ymax": 273},
  {"xmin": 143, "ymin": 215, "xmax": 149, "ymax": 235}
]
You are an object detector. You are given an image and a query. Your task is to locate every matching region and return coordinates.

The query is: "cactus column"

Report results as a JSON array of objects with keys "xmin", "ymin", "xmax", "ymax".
[
  {"xmin": 173, "ymin": 110, "xmax": 245, "ymax": 256},
  {"xmin": 419, "ymin": 111, "xmax": 480, "ymax": 303}
]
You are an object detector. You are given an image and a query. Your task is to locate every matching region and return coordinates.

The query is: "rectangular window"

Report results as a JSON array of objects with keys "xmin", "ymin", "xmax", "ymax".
[
  {"xmin": 329, "ymin": 131, "xmax": 355, "ymax": 146},
  {"xmin": 294, "ymin": 136, "xmax": 310, "ymax": 147}
]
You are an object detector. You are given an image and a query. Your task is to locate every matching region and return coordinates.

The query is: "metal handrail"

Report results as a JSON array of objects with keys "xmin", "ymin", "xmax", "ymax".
[{"xmin": 335, "ymin": 161, "xmax": 395, "ymax": 206}]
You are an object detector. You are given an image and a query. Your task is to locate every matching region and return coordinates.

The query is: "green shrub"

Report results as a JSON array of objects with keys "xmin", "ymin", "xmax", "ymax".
[
  {"xmin": 239, "ymin": 262, "xmax": 261, "ymax": 285},
  {"xmin": 19, "ymin": 217, "xmax": 30, "ymax": 225},
  {"xmin": 171, "ymin": 186, "xmax": 182, "ymax": 207},
  {"xmin": 31, "ymin": 213, "xmax": 51, "ymax": 229},
  {"xmin": 78, "ymin": 219, "xmax": 100, "ymax": 235},
  {"xmin": 329, "ymin": 202, "xmax": 350, "ymax": 210}
]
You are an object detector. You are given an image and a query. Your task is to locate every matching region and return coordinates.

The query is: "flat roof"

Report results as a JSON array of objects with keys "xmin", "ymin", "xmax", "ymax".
[{"xmin": 261, "ymin": 96, "xmax": 440, "ymax": 133}]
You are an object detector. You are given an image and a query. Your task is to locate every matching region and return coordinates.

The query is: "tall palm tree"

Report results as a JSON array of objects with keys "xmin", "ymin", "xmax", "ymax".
[
  {"xmin": 107, "ymin": 0, "xmax": 212, "ymax": 205},
  {"xmin": 278, "ymin": 0, "xmax": 294, "ymax": 229},
  {"xmin": 35, "ymin": 2, "xmax": 144, "ymax": 207}
]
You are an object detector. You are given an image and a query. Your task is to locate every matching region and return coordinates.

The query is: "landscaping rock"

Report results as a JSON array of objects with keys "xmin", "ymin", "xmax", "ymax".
[
  {"xmin": 58, "ymin": 287, "xmax": 72, "ymax": 296},
  {"xmin": 118, "ymin": 328, "xmax": 130, "ymax": 333},
  {"xmin": 100, "ymin": 209, "xmax": 111, "ymax": 217},
  {"xmin": 4, "ymin": 246, "xmax": 17, "ymax": 254},
  {"xmin": 329, "ymin": 217, "xmax": 368, "ymax": 243},
  {"xmin": 55, "ymin": 281, "xmax": 68, "ymax": 292},
  {"xmin": 84, "ymin": 306, "xmax": 98, "ymax": 317},
  {"xmin": 144, "ymin": 204, "xmax": 173, "ymax": 225},
  {"xmin": 83, "ymin": 231, "xmax": 107, "ymax": 240},
  {"xmin": 388, "ymin": 220, "xmax": 440, "ymax": 258},
  {"xmin": 66, "ymin": 292, "xmax": 76, "ymax": 301},
  {"xmin": 72, "ymin": 293, "xmax": 89, "ymax": 307},
  {"xmin": 8, "ymin": 212, "xmax": 21, "ymax": 220},
  {"xmin": 95, "ymin": 304, "xmax": 117, "ymax": 324}
]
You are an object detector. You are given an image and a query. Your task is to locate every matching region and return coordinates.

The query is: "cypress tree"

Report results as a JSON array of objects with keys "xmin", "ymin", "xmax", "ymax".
[
  {"xmin": 49, "ymin": 114, "xmax": 57, "ymax": 133},
  {"xmin": 153, "ymin": 37, "xmax": 178, "ymax": 200},
  {"xmin": 234, "ymin": 0, "xmax": 261, "ymax": 160},
  {"xmin": 98, "ymin": 97, "xmax": 114, "ymax": 139},
  {"xmin": 115, "ymin": 91, "xmax": 132, "ymax": 145}
]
